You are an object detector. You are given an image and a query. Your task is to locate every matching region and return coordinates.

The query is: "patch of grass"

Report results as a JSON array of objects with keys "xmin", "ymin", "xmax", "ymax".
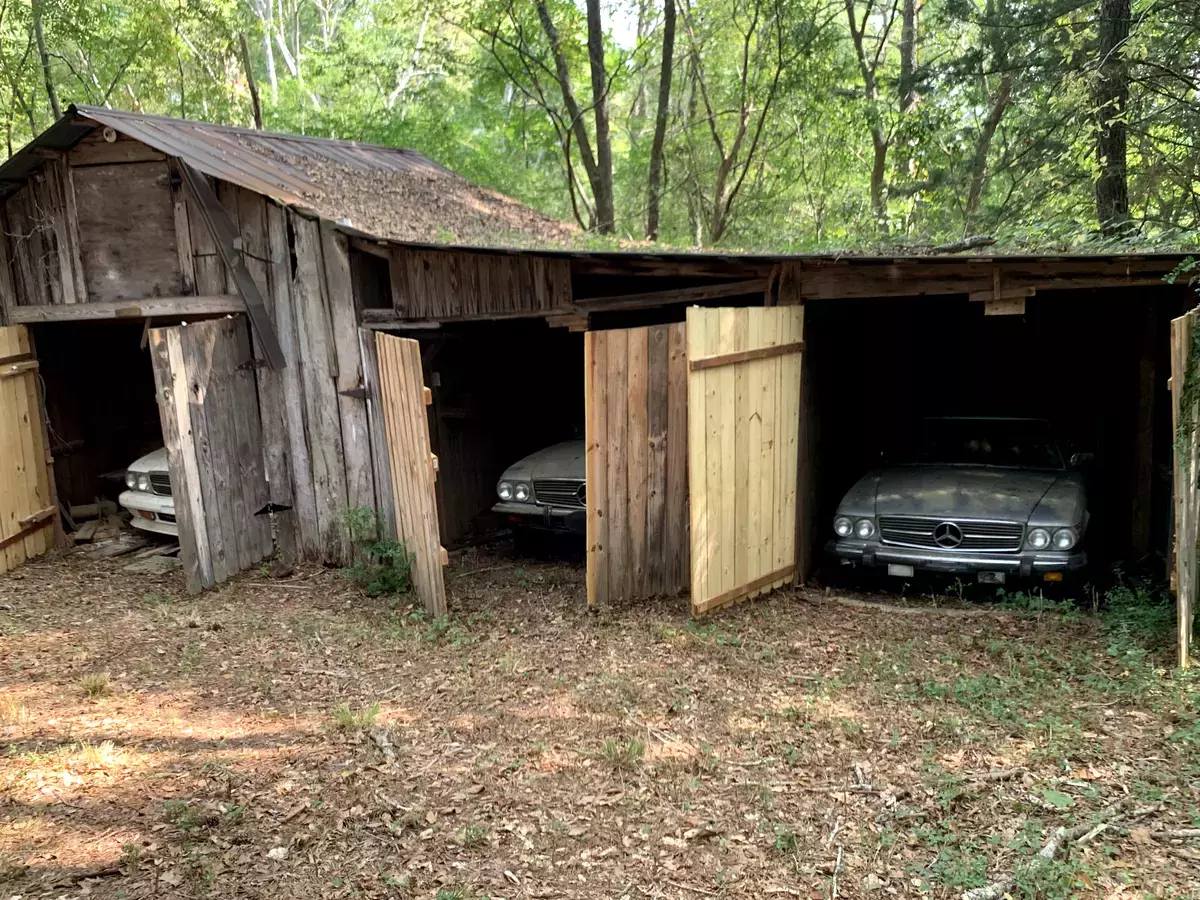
[
  {"xmin": 76, "ymin": 739, "xmax": 120, "ymax": 769},
  {"xmin": 598, "ymin": 736, "xmax": 645, "ymax": 771},
  {"xmin": 684, "ymin": 619, "xmax": 742, "ymax": 647},
  {"xmin": 79, "ymin": 672, "xmax": 111, "ymax": 698},
  {"xmin": 178, "ymin": 644, "xmax": 202, "ymax": 675},
  {"xmin": 435, "ymin": 890, "xmax": 465, "ymax": 900},
  {"xmin": 163, "ymin": 799, "xmax": 205, "ymax": 832},
  {"xmin": 457, "ymin": 823, "xmax": 490, "ymax": 847},
  {"xmin": 330, "ymin": 701, "xmax": 381, "ymax": 731},
  {"xmin": 119, "ymin": 843, "xmax": 142, "ymax": 872},
  {"xmin": 0, "ymin": 696, "xmax": 31, "ymax": 725},
  {"xmin": 141, "ymin": 592, "xmax": 174, "ymax": 605}
]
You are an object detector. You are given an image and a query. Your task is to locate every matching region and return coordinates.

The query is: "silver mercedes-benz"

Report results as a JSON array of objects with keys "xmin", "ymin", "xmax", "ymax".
[
  {"xmin": 492, "ymin": 439, "xmax": 587, "ymax": 535},
  {"xmin": 827, "ymin": 417, "xmax": 1088, "ymax": 583}
]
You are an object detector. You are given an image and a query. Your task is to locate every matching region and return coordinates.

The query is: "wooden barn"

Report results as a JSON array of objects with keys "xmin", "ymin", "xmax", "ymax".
[{"xmin": 0, "ymin": 106, "xmax": 1195, "ymax": 663}]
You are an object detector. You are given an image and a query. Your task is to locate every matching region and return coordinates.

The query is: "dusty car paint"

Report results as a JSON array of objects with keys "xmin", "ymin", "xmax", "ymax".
[{"xmin": 492, "ymin": 439, "xmax": 586, "ymax": 534}]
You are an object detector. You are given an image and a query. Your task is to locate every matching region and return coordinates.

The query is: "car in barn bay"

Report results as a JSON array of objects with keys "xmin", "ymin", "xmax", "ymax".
[
  {"xmin": 827, "ymin": 417, "xmax": 1088, "ymax": 584},
  {"xmin": 493, "ymin": 440, "xmax": 587, "ymax": 537},
  {"xmin": 120, "ymin": 448, "xmax": 178, "ymax": 536}
]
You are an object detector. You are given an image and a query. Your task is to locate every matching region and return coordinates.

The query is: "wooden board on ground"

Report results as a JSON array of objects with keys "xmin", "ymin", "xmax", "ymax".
[
  {"xmin": 149, "ymin": 317, "xmax": 272, "ymax": 593},
  {"xmin": 1170, "ymin": 309, "xmax": 1198, "ymax": 669},
  {"xmin": 585, "ymin": 322, "xmax": 690, "ymax": 607},
  {"xmin": 374, "ymin": 333, "xmax": 446, "ymax": 616},
  {"xmin": 687, "ymin": 306, "xmax": 804, "ymax": 616}
]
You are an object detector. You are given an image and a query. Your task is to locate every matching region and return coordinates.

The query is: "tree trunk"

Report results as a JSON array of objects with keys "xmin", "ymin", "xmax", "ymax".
[
  {"xmin": 898, "ymin": 0, "xmax": 917, "ymax": 112},
  {"xmin": 536, "ymin": 0, "xmax": 605, "ymax": 229},
  {"xmin": 33, "ymin": 1, "xmax": 61, "ymax": 119},
  {"xmin": 584, "ymin": 0, "xmax": 615, "ymax": 233},
  {"xmin": 870, "ymin": 130, "xmax": 889, "ymax": 235},
  {"xmin": 646, "ymin": 0, "xmax": 676, "ymax": 241},
  {"xmin": 238, "ymin": 33, "xmax": 264, "ymax": 129},
  {"xmin": 964, "ymin": 72, "xmax": 1012, "ymax": 226},
  {"xmin": 1095, "ymin": 0, "xmax": 1130, "ymax": 235}
]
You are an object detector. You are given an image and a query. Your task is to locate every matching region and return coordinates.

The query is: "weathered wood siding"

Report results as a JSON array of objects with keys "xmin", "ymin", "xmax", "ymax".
[
  {"xmin": 585, "ymin": 323, "xmax": 689, "ymax": 607},
  {"xmin": 149, "ymin": 317, "xmax": 272, "ymax": 593},
  {"xmin": 389, "ymin": 247, "xmax": 571, "ymax": 319}
]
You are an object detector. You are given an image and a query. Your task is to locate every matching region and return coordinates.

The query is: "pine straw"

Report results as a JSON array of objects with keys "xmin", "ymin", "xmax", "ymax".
[{"xmin": 1, "ymin": 549, "xmax": 1198, "ymax": 899}]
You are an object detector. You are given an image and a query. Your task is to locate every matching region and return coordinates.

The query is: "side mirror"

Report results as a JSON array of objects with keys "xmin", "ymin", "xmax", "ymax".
[{"xmin": 1069, "ymin": 452, "xmax": 1094, "ymax": 467}]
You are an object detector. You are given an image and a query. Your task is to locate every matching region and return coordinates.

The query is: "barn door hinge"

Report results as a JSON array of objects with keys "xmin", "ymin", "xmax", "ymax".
[
  {"xmin": 237, "ymin": 357, "xmax": 268, "ymax": 372},
  {"xmin": 339, "ymin": 387, "xmax": 368, "ymax": 400}
]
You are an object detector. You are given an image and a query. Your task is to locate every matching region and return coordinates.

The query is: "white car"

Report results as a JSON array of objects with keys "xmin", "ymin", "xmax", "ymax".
[{"xmin": 119, "ymin": 448, "xmax": 178, "ymax": 536}]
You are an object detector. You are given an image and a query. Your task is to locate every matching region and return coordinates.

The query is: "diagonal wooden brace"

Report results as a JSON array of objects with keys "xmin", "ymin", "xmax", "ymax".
[{"xmin": 178, "ymin": 163, "xmax": 286, "ymax": 369}]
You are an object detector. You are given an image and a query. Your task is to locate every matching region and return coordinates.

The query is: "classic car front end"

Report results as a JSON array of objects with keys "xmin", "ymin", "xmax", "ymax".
[
  {"xmin": 492, "ymin": 439, "xmax": 587, "ymax": 535},
  {"xmin": 119, "ymin": 448, "xmax": 178, "ymax": 536},
  {"xmin": 827, "ymin": 418, "xmax": 1088, "ymax": 583}
]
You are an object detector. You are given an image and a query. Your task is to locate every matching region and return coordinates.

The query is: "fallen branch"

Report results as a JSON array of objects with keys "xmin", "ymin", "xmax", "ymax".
[
  {"xmin": 962, "ymin": 799, "xmax": 1132, "ymax": 900},
  {"xmin": 932, "ymin": 234, "xmax": 997, "ymax": 253},
  {"xmin": 968, "ymin": 767, "xmax": 1027, "ymax": 782}
]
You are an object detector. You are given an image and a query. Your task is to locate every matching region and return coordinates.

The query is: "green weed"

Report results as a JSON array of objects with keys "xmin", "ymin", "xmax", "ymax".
[
  {"xmin": 79, "ymin": 672, "xmax": 111, "ymax": 698},
  {"xmin": 598, "ymin": 736, "xmax": 645, "ymax": 770},
  {"xmin": 163, "ymin": 799, "xmax": 205, "ymax": 832},
  {"xmin": 457, "ymin": 823, "xmax": 490, "ymax": 847},
  {"xmin": 330, "ymin": 701, "xmax": 381, "ymax": 731},
  {"xmin": 342, "ymin": 507, "xmax": 413, "ymax": 597}
]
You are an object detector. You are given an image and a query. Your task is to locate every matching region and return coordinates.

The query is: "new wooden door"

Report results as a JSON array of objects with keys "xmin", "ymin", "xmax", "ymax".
[
  {"xmin": 687, "ymin": 306, "xmax": 805, "ymax": 615},
  {"xmin": 1170, "ymin": 309, "xmax": 1198, "ymax": 668},
  {"xmin": 0, "ymin": 325, "xmax": 56, "ymax": 573},
  {"xmin": 373, "ymin": 332, "xmax": 447, "ymax": 616},
  {"xmin": 585, "ymin": 323, "xmax": 690, "ymax": 607},
  {"xmin": 149, "ymin": 317, "xmax": 272, "ymax": 592}
]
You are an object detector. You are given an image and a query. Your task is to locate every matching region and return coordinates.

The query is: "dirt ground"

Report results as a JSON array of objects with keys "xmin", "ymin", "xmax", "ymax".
[{"xmin": 1, "ymin": 549, "xmax": 1198, "ymax": 900}]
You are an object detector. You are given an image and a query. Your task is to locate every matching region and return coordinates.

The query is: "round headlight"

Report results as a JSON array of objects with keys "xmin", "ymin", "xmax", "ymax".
[
  {"xmin": 1053, "ymin": 528, "xmax": 1077, "ymax": 551},
  {"xmin": 1027, "ymin": 527, "xmax": 1051, "ymax": 550},
  {"xmin": 855, "ymin": 518, "xmax": 875, "ymax": 539},
  {"xmin": 125, "ymin": 471, "xmax": 137, "ymax": 490},
  {"xmin": 833, "ymin": 516, "xmax": 853, "ymax": 537},
  {"xmin": 497, "ymin": 481, "xmax": 513, "ymax": 501},
  {"xmin": 136, "ymin": 473, "xmax": 151, "ymax": 492},
  {"xmin": 515, "ymin": 482, "xmax": 530, "ymax": 501}
]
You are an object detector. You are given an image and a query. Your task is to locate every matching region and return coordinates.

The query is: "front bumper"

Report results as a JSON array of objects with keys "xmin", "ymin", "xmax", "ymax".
[
  {"xmin": 119, "ymin": 489, "xmax": 179, "ymax": 537},
  {"xmin": 493, "ymin": 501, "xmax": 586, "ymax": 535},
  {"xmin": 826, "ymin": 539, "xmax": 1086, "ymax": 576}
]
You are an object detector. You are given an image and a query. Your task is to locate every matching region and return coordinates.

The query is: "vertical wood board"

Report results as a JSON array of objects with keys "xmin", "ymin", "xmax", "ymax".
[
  {"xmin": 1171, "ymin": 309, "xmax": 1198, "ymax": 668},
  {"xmin": 687, "ymin": 306, "xmax": 805, "ymax": 616}
]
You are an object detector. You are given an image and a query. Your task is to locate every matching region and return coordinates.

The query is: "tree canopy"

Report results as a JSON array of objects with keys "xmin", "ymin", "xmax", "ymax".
[{"xmin": 2, "ymin": 0, "xmax": 1197, "ymax": 251}]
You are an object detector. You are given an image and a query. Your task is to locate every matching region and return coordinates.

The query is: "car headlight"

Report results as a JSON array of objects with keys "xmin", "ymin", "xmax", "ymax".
[
  {"xmin": 515, "ymin": 482, "xmax": 530, "ymax": 501},
  {"xmin": 125, "ymin": 471, "xmax": 137, "ymax": 490},
  {"xmin": 497, "ymin": 481, "xmax": 513, "ymax": 501},
  {"xmin": 855, "ymin": 518, "xmax": 875, "ymax": 539},
  {"xmin": 1052, "ymin": 527, "xmax": 1077, "ymax": 551},
  {"xmin": 136, "ymin": 473, "xmax": 151, "ymax": 492},
  {"xmin": 833, "ymin": 516, "xmax": 853, "ymax": 537},
  {"xmin": 1027, "ymin": 527, "xmax": 1051, "ymax": 550}
]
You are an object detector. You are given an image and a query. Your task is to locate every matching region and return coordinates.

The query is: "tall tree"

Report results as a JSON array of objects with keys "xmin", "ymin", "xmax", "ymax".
[
  {"xmin": 646, "ymin": 0, "xmax": 675, "ymax": 240},
  {"xmin": 1094, "ymin": 0, "xmax": 1130, "ymax": 234},
  {"xmin": 33, "ymin": 0, "xmax": 59, "ymax": 119},
  {"xmin": 584, "ymin": 0, "xmax": 615, "ymax": 231}
]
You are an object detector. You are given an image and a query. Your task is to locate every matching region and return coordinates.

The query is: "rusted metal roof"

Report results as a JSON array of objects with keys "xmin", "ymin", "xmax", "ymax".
[{"xmin": 0, "ymin": 105, "xmax": 576, "ymax": 247}]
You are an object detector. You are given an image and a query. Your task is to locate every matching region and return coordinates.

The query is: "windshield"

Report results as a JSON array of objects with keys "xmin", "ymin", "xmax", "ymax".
[{"xmin": 912, "ymin": 418, "xmax": 1064, "ymax": 469}]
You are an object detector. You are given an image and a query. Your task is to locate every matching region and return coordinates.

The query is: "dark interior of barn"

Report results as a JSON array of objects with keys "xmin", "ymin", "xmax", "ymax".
[
  {"xmin": 417, "ymin": 318, "xmax": 585, "ymax": 548},
  {"xmin": 32, "ymin": 321, "xmax": 165, "ymax": 510},
  {"xmin": 804, "ymin": 288, "xmax": 1184, "ymax": 582}
]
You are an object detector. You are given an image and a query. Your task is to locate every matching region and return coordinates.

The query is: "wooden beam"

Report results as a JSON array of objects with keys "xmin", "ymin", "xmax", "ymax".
[
  {"xmin": 694, "ymin": 564, "xmax": 796, "ymax": 615},
  {"xmin": 968, "ymin": 286, "xmax": 1036, "ymax": 302},
  {"xmin": 0, "ymin": 360, "xmax": 38, "ymax": 378},
  {"xmin": 577, "ymin": 278, "xmax": 768, "ymax": 311},
  {"xmin": 689, "ymin": 340, "xmax": 805, "ymax": 372},
  {"xmin": 7, "ymin": 295, "xmax": 242, "ymax": 323},
  {"xmin": 178, "ymin": 163, "xmax": 285, "ymax": 368}
]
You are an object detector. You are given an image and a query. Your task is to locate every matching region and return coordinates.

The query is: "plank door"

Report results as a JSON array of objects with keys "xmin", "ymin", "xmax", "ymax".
[
  {"xmin": 585, "ymin": 323, "xmax": 689, "ymax": 607},
  {"xmin": 149, "ymin": 317, "xmax": 272, "ymax": 593},
  {"xmin": 1170, "ymin": 309, "xmax": 1198, "ymax": 668},
  {"xmin": 373, "ymin": 332, "xmax": 447, "ymax": 616},
  {"xmin": 687, "ymin": 306, "xmax": 805, "ymax": 616},
  {"xmin": 0, "ymin": 325, "xmax": 57, "ymax": 574}
]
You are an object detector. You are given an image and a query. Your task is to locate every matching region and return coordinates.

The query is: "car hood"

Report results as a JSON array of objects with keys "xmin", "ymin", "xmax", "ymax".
[
  {"xmin": 875, "ymin": 466, "xmax": 1064, "ymax": 521},
  {"xmin": 127, "ymin": 447, "xmax": 169, "ymax": 473},
  {"xmin": 502, "ymin": 440, "xmax": 586, "ymax": 481}
]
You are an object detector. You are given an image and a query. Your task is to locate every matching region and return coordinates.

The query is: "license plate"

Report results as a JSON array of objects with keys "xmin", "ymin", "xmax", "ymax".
[
  {"xmin": 978, "ymin": 571, "xmax": 1005, "ymax": 584},
  {"xmin": 887, "ymin": 564, "xmax": 914, "ymax": 577}
]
